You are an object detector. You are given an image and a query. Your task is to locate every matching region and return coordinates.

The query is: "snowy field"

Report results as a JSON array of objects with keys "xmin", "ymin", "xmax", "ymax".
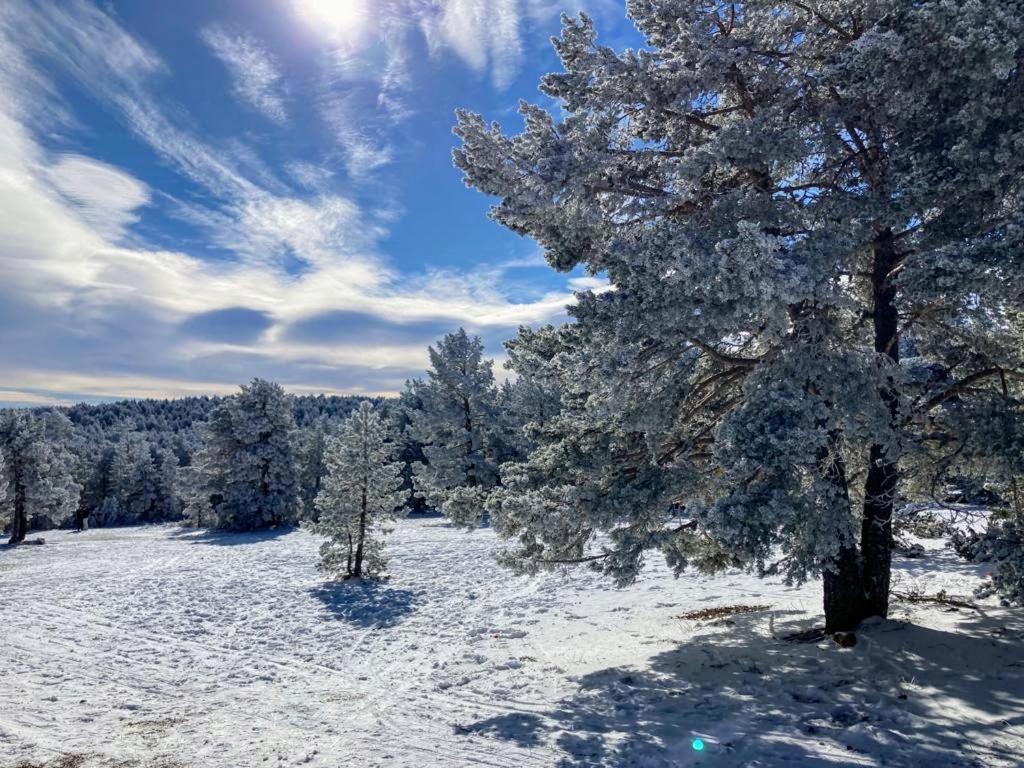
[{"xmin": 2, "ymin": 518, "xmax": 1022, "ymax": 768}]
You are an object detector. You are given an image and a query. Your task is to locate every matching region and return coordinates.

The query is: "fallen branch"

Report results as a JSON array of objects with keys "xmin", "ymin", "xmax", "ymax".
[{"xmin": 891, "ymin": 589, "xmax": 980, "ymax": 611}]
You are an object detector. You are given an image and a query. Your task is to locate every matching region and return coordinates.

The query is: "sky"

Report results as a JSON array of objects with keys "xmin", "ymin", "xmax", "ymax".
[{"xmin": 0, "ymin": 0, "xmax": 636, "ymax": 407}]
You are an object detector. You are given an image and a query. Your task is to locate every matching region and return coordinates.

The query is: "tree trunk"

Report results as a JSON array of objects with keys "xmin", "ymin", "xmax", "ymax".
[
  {"xmin": 462, "ymin": 397, "xmax": 477, "ymax": 488},
  {"xmin": 823, "ymin": 543, "xmax": 864, "ymax": 632},
  {"xmin": 353, "ymin": 488, "xmax": 368, "ymax": 577},
  {"xmin": 861, "ymin": 228, "xmax": 901, "ymax": 620},
  {"xmin": 821, "ymin": 430, "xmax": 866, "ymax": 632},
  {"xmin": 8, "ymin": 479, "xmax": 27, "ymax": 545}
]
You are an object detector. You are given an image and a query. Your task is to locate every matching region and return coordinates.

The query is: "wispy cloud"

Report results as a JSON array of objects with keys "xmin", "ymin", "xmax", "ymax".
[
  {"xmin": 417, "ymin": 0, "xmax": 524, "ymax": 89},
  {"xmin": 0, "ymin": 0, "xmax": 596, "ymax": 405},
  {"xmin": 202, "ymin": 26, "xmax": 288, "ymax": 124},
  {"xmin": 46, "ymin": 154, "xmax": 150, "ymax": 241}
]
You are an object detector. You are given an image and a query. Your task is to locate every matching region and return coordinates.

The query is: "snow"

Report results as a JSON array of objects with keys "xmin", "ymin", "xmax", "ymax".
[{"xmin": 2, "ymin": 518, "xmax": 1022, "ymax": 767}]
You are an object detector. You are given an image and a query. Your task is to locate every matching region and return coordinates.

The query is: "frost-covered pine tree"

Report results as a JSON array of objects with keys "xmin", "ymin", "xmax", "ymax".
[
  {"xmin": 153, "ymin": 447, "xmax": 183, "ymax": 521},
  {"xmin": 313, "ymin": 401, "xmax": 407, "ymax": 579},
  {"xmin": 295, "ymin": 417, "xmax": 330, "ymax": 522},
  {"xmin": 0, "ymin": 411, "xmax": 80, "ymax": 544},
  {"xmin": 496, "ymin": 326, "xmax": 564, "ymax": 459},
  {"xmin": 457, "ymin": 2, "xmax": 1024, "ymax": 631},
  {"xmin": 194, "ymin": 379, "xmax": 300, "ymax": 531},
  {"xmin": 109, "ymin": 435, "xmax": 158, "ymax": 523},
  {"xmin": 407, "ymin": 329, "xmax": 506, "ymax": 526},
  {"xmin": 0, "ymin": 451, "xmax": 9, "ymax": 513}
]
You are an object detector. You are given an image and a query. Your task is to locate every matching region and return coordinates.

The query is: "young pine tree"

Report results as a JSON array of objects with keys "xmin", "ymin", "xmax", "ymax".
[
  {"xmin": 313, "ymin": 401, "xmax": 406, "ymax": 579},
  {"xmin": 456, "ymin": 3, "xmax": 1024, "ymax": 631},
  {"xmin": 408, "ymin": 329, "xmax": 506, "ymax": 526},
  {"xmin": 0, "ymin": 411, "xmax": 80, "ymax": 544}
]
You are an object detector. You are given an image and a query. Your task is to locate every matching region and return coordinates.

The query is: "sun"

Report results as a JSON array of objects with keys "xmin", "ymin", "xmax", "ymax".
[{"xmin": 294, "ymin": 0, "xmax": 367, "ymax": 39}]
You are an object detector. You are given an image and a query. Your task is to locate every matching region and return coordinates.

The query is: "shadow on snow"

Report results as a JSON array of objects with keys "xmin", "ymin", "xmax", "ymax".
[
  {"xmin": 456, "ymin": 609, "xmax": 1024, "ymax": 767},
  {"xmin": 169, "ymin": 526, "xmax": 296, "ymax": 546},
  {"xmin": 309, "ymin": 580, "xmax": 420, "ymax": 628}
]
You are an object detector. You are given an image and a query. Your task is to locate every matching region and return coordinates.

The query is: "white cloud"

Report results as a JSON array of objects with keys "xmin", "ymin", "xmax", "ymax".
[
  {"xmin": 286, "ymin": 161, "xmax": 335, "ymax": 191},
  {"xmin": 0, "ymin": 0, "xmax": 590, "ymax": 404},
  {"xmin": 202, "ymin": 26, "xmax": 288, "ymax": 124},
  {"xmin": 46, "ymin": 154, "xmax": 149, "ymax": 241},
  {"xmin": 0, "ymin": 389, "xmax": 76, "ymax": 407},
  {"xmin": 419, "ymin": 0, "xmax": 523, "ymax": 89},
  {"xmin": 568, "ymin": 275, "xmax": 612, "ymax": 293}
]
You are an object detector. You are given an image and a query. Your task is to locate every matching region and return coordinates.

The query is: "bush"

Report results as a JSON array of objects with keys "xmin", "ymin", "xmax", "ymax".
[{"xmin": 974, "ymin": 519, "xmax": 1024, "ymax": 605}]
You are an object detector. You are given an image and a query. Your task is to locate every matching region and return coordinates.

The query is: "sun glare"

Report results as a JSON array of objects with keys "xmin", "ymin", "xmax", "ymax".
[{"xmin": 294, "ymin": 0, "xmax": 367, "ymax": 38}]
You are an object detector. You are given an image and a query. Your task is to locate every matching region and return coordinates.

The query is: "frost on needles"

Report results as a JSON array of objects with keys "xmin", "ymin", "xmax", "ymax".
[
  {"xmin": 0, "ymin": 410, "xmax": 80, "ymax": 545},
  {"xmin": 312, "ymin": 401, "xmax": 407, "ymax": 580},
  {"xmin": 405, "ymin": 329, "xmax": 515, "ymax": 528},
  {"xmin": 185, "ymin": 378, "xmax": 301, "ymax": 531},
  {"xmin": 454, "ymin": 1, "xmax": 1024, "ymax": 632}
]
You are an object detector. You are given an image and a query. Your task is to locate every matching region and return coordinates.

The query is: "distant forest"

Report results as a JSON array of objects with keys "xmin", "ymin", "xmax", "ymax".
[{"xmin": 15, "ymin": 391, "xmax": 382, "ymax": 531}]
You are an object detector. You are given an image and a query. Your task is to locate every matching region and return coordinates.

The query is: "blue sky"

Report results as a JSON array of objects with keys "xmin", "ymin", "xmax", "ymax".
[{"xmin": 0, "ymin": 0, "xmax": 633, "ymax": 406}]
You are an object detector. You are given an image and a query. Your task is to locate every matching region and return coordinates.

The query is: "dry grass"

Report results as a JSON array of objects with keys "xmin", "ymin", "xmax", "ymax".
[{"xmin": 676, "ymin": 603, "xmax": 772, "ymax": 621}]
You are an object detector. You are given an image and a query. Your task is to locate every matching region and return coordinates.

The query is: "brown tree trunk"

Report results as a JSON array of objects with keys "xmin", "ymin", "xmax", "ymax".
[
  {"xmin": 353, "ymin": 489, "xmax": 368, "ymax": 577},
  {"xmin": 823, "ymin": 544, "xmax": 864, "ymax": 632},
  {"xmin": 821, "ymin": 431, "xmax": 866, "ymax": 632},
  {"xmin": 8, "ymin": 480, "xmax": 27, "ymax": 545},
  {"xmin": 462, "ymin": 396, "xmax": 477, "ymax": 488},
  {"xmin": 861, "ymin": 228, "xmax": 901, "ymax": 620}
]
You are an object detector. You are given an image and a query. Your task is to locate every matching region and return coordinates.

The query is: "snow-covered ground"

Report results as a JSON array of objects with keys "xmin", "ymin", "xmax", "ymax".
[{"xmin": 2, "ymin": 518, "xmax": 1022, "ymax": 768}]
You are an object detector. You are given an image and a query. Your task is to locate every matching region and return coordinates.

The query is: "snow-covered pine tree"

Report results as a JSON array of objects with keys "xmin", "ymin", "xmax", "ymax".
[
  {"xmin": 295, "ymin": 417, "xmax": 329, "ymax": 522},
  {"xmin": 195, "ymin": 379, "xmax": 300, "ymax": 531},
  {"xmin": 0, "ymin": 451, "xmax": 9, "ymax": 512},
  {"xmin": 313, "ymin": 401, "xmax": 407, "ymax": 579},
  {"xmin": 392, "ymin": 382, "xmax": 429, "ymax": 512},
  {"xmin": 153, "ymin": 447, "xmax": 183, "ymax": 521},
  {"xmin": 0, "ymin": 410, "xmax": 80, "ymax": 544},
  {"xmin": 407, "ymin": 329, "xmax": 506, "ymax": 526},
  {"xmin": 456, "ymin": 3, "xmax": 1024, "ymax": 631},
  {"xmin": 96, "ymin": 496, "xmax": 123, "ymax": 528},
  {"xmin": 496, "ymin": 326, "xmax": 564, "ymax": 459},
  {"xmin": 109, "ymin": 434, "xmax": 158, "ymax": 524}
]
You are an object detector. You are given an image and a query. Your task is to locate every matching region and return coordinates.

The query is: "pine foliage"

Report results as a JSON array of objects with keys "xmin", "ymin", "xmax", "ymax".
[
  {"xmin": 313, "ymin": 401, "xmax": 406, "ymax": 579},
  {"xmin": 455, "ymin": 1, "xmax": 1024, "ymax": 630},
  {"xmin": 407, "ymin": 329, "xmax": 508, "ymax": 526},
  {"xmin": 0, "ymin": 410, "xmax": 80, "ymax": 543},
  {"xmin": 192, "ymin": 379, "xmax": 301, "ymax": 531}
]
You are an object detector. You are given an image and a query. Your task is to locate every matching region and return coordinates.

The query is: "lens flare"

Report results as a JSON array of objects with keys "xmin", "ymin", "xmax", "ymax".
[
  {"xmin": 692, "ymin": 738, "xmax": 705, "ymax": 751},
  {"xmin": 294, "ymin": 0, "xmax": 367, "ymax": 39}
]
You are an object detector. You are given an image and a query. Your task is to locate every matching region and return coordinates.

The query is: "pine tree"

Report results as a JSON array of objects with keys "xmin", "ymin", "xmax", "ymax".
[
  {"xmin": 392, "ymin": 382, "xmax": 429, "ymax": 513},
  {"xmin": 496, "ymin": 326, "xmax": 563, "ymax": 459},
  {"xmin": 196, "ymin": 379, "xmax": 300, "ymax": 531},
  {"xmin": 0, "ymin": 411, "xmax": 80, "ymax": 544},
  {"xmin": 313, "ymin": 401, "xmax": 406, "ymax": 579},
  {"xmin": 456, "ymin": 3, "xmax": 1024, "ymax": 631},
  {"xmin": 0, "ymin": 451, "xmax": 9, "ymax": 513},
  {"xmin": 109, "ymin": 435, "xmax": 159, "ymax": 524},
  {"xmin": 295, "ymin": 417, "xmax": 330, "ymax": 522},
  {"xmin": 407, "ymin": 329, "xmax": 505, "ymax": 526},
  {"xmin": 96, "ymin": 496, "xmax": 123, "ymax": 528},
  {"xmin": 153, "ymin": 447, "xmax": 183, "ymax": 521}
]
